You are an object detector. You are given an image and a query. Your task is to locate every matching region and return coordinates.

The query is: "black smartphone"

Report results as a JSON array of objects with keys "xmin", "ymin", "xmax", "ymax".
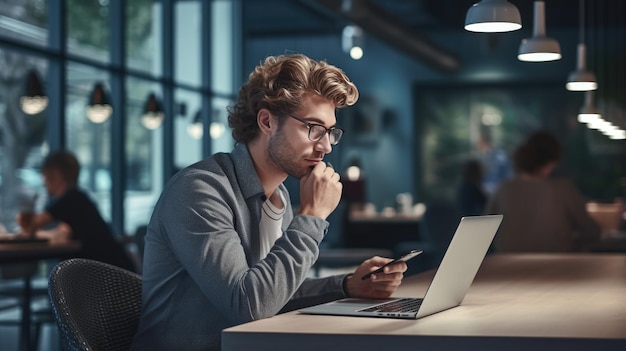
[{"xmin": 361, "ymin": 249, "xmax": 423, "ymax": 280}]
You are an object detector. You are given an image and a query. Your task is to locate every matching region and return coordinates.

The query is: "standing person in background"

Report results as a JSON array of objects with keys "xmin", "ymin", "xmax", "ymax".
[
  {"xmin": 484, "ymin": 131, "xmax": 600, "ymax": 252},
  {"xmin": 457, "ymin": 159, "xmax": 488, "ymax": 217},
  {"xmin": 131, "ymin": 54, "xmax": 407, "ymax": 351},
  {"xmin": 477, "ymin": 130, "xmax": 511, "ymax": 195},
  {"xmin": 16, "ymin": 150, "xmax": 135, "ymax": 271}
]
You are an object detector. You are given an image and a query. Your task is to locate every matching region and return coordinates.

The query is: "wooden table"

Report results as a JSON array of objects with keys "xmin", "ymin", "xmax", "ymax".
[
  {"xmin": 0, "ymin": 239, "xmax": 81, "ymax": 264},
  {"xmin": 222, "ymin": 253, "xmax": 626, "ymax": 351},
  {"xmin": 0, "ymin": 239, "xmax": 81, "ymax": 351}
]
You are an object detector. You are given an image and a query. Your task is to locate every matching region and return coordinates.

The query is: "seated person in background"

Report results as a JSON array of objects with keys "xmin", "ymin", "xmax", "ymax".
[
  {"xmin": 131, "ymin": 54, "xmax": 407, "ymax": 351},
  {"xmin": 16, "ymin": 150, "xmax": 135, "ymax": 271},
  {"xmin": 484, "ymin": 131, "xmax": 600, "ymax": 252},
  {"xmin": 457, "ymin": 159, "xmax": 488, "ymax": 216}
]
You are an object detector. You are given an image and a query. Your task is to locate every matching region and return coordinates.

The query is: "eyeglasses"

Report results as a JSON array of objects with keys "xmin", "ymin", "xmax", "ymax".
[{"xmin": 285, "ymin": 114, "xmax": 344, "ymax": 145}]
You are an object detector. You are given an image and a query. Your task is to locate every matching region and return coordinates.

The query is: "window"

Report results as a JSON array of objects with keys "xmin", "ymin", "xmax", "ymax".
[
  {"xmin": 0, "ymin": 47, "xmax": 48, "ymax": 230},
  {"xmin": 66, "ymin": 0, "xmax": 110, "ymax": 64},
  {"xmin": 126, "ymin": 0, "xmax": 162, "ymax": 76},
  {"xmin": 0, "ymin": 0, "xmax": 239, "ymax": 236},
  {"xmin": 175, "ymin": 0, "xmax": 201, "ymax": 87},
  {"xmin": 0, "ymin": 0, "xmax": 48, "ymax": 48},
  {"xmin": 65, "ymin": 62, "xmax": 112, "ymax": 223},
  {"xmin": 125, "ymin": 77, "xmax": 163, "ymax": 234}
]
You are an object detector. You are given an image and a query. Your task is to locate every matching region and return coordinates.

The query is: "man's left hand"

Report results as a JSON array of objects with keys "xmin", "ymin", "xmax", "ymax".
[{"xmin": 344, "ymin": 256, "xmax": 407, "ymax": 299}]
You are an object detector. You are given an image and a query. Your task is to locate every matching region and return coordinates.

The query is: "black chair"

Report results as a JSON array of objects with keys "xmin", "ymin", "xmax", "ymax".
[{"xmin": 47, "ymin": 258, "xmax": 142, "ymax": 351}]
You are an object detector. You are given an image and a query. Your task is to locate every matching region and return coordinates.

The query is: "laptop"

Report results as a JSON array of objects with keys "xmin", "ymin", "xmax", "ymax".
[{"xmin": 299, "ymin": 214, "xmax": 503, "ymax": 319}]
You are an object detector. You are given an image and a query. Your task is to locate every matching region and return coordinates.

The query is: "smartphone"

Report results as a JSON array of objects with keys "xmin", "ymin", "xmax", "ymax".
[{"xmin": 360, "ymin": 249, "xmax": 423, "ymax": 280}]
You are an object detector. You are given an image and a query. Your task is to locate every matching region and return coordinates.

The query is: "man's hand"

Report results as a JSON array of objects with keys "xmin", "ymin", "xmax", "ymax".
[
  {"xmin": 299, "ymin": 162, "xmax": 342, "ymax": 220},
  {"xmin": 344, "ymin": 256, "xmax": 407, "ymax": 299}
]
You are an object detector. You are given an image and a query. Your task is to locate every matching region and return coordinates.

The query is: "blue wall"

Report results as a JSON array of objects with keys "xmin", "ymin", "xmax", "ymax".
[{"xmin": 245, "ymin": 27, "xmax": 582, "ymax": 210}]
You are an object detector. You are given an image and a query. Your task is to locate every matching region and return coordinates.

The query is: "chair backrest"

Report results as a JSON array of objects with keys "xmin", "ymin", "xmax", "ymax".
[{"xmin": 48, "ymin": 258, "xmax": 142, "ymax": 351}]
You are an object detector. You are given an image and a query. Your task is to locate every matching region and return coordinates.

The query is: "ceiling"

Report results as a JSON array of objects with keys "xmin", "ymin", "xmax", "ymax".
[
  {"xmin": 243, "ymin": 0, "xmax": 582, "ymax": 36},
  {"xmin": 241, "ymin": 0, "xmax": 624, "ymax": 73}
]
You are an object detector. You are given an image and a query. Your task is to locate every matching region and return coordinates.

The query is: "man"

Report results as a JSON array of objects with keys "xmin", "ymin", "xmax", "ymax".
[
  {"xmin": 16, "ymin": 150, "xmax": 135, "ymax": 271},
  {"xmin": 131, "ymin": 54, "xmax": 407, "ymax": 350},
  {"xmin": 485, "ymin": 131, "xmax": 600, "ymax": 252}
]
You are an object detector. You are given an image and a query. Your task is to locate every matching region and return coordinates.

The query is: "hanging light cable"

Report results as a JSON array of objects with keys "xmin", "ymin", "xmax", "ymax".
[{"xmin": 566, "ymin": 0, "xmax": 597, "ymax": 91}]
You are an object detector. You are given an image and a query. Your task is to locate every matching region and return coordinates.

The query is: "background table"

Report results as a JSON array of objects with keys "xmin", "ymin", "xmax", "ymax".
[
  {"xmin": 222, "ymin": 253, "xmax": 626, "ymax": 351},
  {"xmin": 0, "ymin": 240, "xmax": 80, "ymax": 351},
  {"xmin": 0, "ymin": 240, "xmax": 81, "ymax": 264},
  {"xmin": 344, "ymin": 212, "xmax": 422, "ymax": 250}
]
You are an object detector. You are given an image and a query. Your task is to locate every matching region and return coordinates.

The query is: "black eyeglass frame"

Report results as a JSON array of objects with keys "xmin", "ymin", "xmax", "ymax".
[{"xmin": 285, "ymin": 113, "xmax": 344, "ymax": 145}]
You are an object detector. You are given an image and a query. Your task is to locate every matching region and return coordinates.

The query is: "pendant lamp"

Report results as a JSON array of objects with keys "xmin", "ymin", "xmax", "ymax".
[
  {"xmin": 86, "ymin": 82, "xmax": 113, "ymax": 123},
  {"xmin": 518, "ymin": 1, "xmax": 561, "ymax": 62},
  {"xmin": 566, "ymin": 0, "xmax": 597, "ymax": 91},
  {"xmin": 608, "ymin": 129, "xmax": 626, "ymax": 140},
  {"xmin": 20, "ymin": 69, "xmax": 49, "ymax": 115},
  {"xmin": 187, "ymin": 110, "xmax": 203, "ymax": 139},
  {"xmin": 577, "ymin": 91, "xmax": 600, "ymax": 124},
  {"xmin": 342, "ymin": 25, "xmax": 364, "ymax": 60},
  {"xmin": 465, "ymin": 0, "xmax": 521, "ymax": 33},
  {"xmin": 141, "ymin": 93, "xmax": 164, "ymax": 130}
]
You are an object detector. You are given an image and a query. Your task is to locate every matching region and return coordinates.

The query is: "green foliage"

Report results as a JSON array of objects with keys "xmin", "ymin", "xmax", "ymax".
[
  {"xmin": 66, "ymin": 0, "xmax": 154, "ymax": 55},
  {"xmin": 67, "ymin": 0, "xmax": 109, "ymax": 50}
]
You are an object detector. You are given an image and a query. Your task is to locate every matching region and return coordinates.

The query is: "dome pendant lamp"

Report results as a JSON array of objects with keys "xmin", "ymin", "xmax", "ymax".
[
  {"xmin": 465, "ymin": 0, "xmax": 522, "ymax": 33},
  {"xmin": 141, "ymin": 92, "xmax": 165, "ymax": 130},
  {"xmin": 86, "ymin": 82, "xmax": 113, "ymax": 124},
  {"xmin": 518, "ymin": 1, "xmax": 561, "ymax": 62},
  {"xmin": 20, "ymin": 69, "xmax": 49, "ymax": 115}
]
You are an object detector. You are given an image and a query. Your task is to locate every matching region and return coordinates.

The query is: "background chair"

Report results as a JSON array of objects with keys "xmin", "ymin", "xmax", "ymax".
[
  {"xmin": 47, "ymin": 258, "xmax": 142, "ymax": 351},
  {"xmin": 395, "ymin": 201, "xmax": 462, "ymax": 274},
  {"xmin": 0, "ymin": 261, "xmax": 55, "ymax": 351}
]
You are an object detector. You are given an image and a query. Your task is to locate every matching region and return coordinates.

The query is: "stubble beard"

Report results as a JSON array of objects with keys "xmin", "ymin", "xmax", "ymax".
[{"xmin": 268, "ymin": 128, "xmax": 310, "ymax": 179}]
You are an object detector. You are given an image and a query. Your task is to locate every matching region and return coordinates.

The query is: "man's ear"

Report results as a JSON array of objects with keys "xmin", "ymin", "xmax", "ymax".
[{"xmin": 257, "ymin": 109, "xmax": 273, "ymax": 136}]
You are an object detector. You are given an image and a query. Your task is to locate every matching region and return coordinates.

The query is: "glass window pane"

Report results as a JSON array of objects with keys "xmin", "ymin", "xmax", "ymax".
[
  {"xmin": 65, "ymin": 62, "xmax": 112, "ymax": 224},
  {"xmin": 125, "ymin": 77, "xmax": 162, "ymax": 235},
  {"xmin": 0, "ymin": 0, "xmax": 48, "ymax": 48},
  {"xmin": 174, "ymin": 88, "xmax": 202, "ymax": 169},
  {"xmin": 211, "ymin": 96, "xmax": 234, "ymax": 153},
  {"xmin": 211, "ymin": 0, "xmax": 233, "ymax": 96},
  {"xmin": 175, "ymin": 0, "xmax": 201, "ymax": 86},
  {"xmin": 126, "ymin": 0, "xmax": 162, "ymax": 76},
  {"xmin": 66, "ymin": 0, "xmax": 110, "ymax": 63},
  {"xmin": 0, "ymin": 49, "xmax": 48, "ymax": 230}
]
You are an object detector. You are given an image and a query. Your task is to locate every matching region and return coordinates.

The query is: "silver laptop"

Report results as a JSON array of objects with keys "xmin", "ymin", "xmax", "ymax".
[{"xmin": 299, "ymin": 214, "xmax": 503, "ymax": 319}]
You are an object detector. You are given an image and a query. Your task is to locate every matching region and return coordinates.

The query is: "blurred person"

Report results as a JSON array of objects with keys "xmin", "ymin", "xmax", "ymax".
[
  {"xmin": 477, "ymin": 130, "xmax": 511, "ymax": 194},
  {"xmin": 457, "ymin": 159, "xmax": 488, "ymax": 216},
  {"xmin": 131, "ymin": 54, "xmax": 407, "ymax": 351},
  {"xmin": 16, "ymin": 150, "xmax": 135, "ymax": 271},
  {"xmin": 484, "ymin": 131, "xmax": 600, "ymax": 252}
]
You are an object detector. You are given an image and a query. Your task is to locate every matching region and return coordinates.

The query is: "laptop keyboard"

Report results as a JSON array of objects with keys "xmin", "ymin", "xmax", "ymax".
[{"xmin": 359, "ymin": 298, "xmax": 423, "ymax": 313}]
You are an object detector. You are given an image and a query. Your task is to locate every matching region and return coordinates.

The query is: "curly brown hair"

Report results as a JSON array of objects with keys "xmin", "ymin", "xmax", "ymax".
[{"xmin": 228, "ymin": 54, "xmax": 359, "ymax": 143}]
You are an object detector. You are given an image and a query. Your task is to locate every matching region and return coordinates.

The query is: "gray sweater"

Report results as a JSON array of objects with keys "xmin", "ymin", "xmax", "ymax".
[{"xmin": 131, "ymin": 143, "xmax": 347, "ymax": 350}]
